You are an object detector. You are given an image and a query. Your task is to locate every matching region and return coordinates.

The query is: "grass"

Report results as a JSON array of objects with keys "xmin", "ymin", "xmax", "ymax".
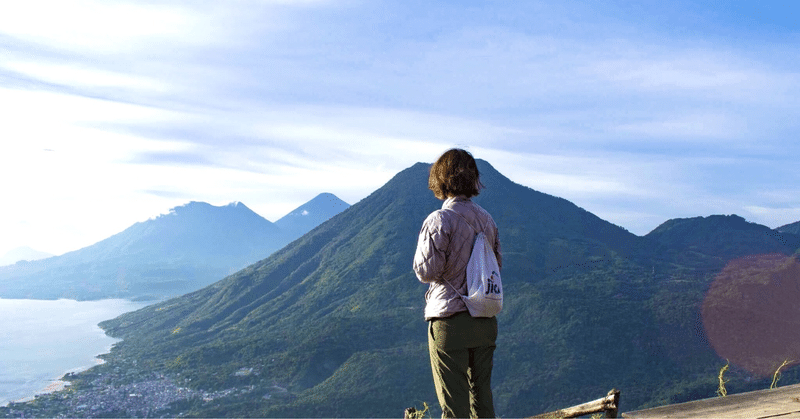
[
  {"xmin": 716, "ymin": 360, "xmax": 730, "ymax": 397},
  {"xmin": 771, "ymin": 359, "xmax": 794, "ymax": 390},
  {"xmin": 716, "ymin": 358, "xmax": 795, "ymax": 397},
  {"xmin": 404, "ymin": 402, "xmax": 431, "ymax": 419}
]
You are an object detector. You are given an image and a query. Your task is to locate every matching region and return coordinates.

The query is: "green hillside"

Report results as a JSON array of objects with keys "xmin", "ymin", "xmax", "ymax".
[
  {"xmin": 778, "ymin": 220, "xmax": 800, "ymax": 235},
  {"xmin": 4, "ymin": 161, "xmax": 799, "ymax": 418}
]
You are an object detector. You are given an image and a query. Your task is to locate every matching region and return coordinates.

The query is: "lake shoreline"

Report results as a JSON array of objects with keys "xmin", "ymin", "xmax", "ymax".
[
  {"xmin": 6, "ymin": 356, "xmax": 111, "ymax": 407},
  {"xmin": 0, "ymin": 298, "xmax": 150, "ymax": 407}
]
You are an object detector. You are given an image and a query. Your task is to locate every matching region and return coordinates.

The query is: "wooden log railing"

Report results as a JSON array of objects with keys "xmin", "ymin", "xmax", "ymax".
[
  {"xmin": 403, "ymin": 389, "xmax": 620, "ymax": 419},
  {"xmin": 529, "ymin": 389, "xmax": 621, "ymax": 419}
]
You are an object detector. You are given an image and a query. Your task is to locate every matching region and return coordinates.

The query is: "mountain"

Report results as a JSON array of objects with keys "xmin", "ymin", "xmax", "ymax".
[
  {"xmin": 0, "ymin": 246, "xmax": 54, "ymax": 267},
  {"xmin": 777, "ymin": 220, "xmax": 800, "ymax": 235},
  {"xmin": 0, "ymin": 197, "xmax": 345, "ymax": 301},
  {"xmin": 275, "ymin": 193, "xmax": 350, "ymax": 242},
  {"xmin": 645, "ymin": 214, "xmax": 800, "ymax": 268},
  {"xmin": 5, "ymin": 161, "xmax": 800, "ymax": 418}
]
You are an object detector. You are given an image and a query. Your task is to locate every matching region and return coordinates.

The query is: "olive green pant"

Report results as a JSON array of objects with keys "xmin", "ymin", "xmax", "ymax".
[{"xmin": 428, "ymin": 312, "xmax": 498, "ymax": 419}]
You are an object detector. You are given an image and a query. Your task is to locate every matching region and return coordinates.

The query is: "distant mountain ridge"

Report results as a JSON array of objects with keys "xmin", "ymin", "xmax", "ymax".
[
  {"xmin": 0, "ymin": 246, "xmax": 54, "ymax": 266},
  {"xmin": 275, "ymin": 193, "xmax": 350, "ymax": 242},
  {"xmin": 0, "ymin": 195, "xmax": 349, "ymax": 301},
  {"xmin": 68, "ymin": 201, "xmax": 282, "ymax": 262},
  {"xmin": 646, "ymin": 214, "xmax": 800, "ymax": 260},
  {"xmin": 778, "ymin": 220, "xmax": 800, "ymax": 235}
]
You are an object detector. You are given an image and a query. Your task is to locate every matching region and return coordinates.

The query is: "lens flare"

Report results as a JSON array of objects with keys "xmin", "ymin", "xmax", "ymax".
[{"xmin": 702, "ymin": 254, "xmax": 800, "ymax": 377}]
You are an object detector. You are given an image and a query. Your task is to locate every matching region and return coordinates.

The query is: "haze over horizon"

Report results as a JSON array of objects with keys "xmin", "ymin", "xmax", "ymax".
[{"xmin": 2, "ymin": 0, "xmax": 799, "ymax": 256}]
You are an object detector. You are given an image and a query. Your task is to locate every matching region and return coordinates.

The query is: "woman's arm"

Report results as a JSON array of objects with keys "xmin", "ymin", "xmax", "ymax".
[{"xmin": 413, "ymin": 212, "xmax": 449, "ymax": 283}]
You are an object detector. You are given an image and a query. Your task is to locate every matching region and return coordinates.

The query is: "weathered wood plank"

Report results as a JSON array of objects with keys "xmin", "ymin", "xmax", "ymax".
[{"xmin": 623, "ymin": 383, "xmax": 800, "ymax": 419}]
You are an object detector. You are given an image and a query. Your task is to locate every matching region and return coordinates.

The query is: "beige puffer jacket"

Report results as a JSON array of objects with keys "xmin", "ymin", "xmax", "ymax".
[{"xmin": 413, "ymin": 196, "xmax": 502, "ymax": 320}]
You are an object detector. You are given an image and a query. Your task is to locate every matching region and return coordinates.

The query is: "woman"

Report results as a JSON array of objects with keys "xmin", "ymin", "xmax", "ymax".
[{"xmin": 413, "ymin": 148, "xmax": 502, "ymax": 418}]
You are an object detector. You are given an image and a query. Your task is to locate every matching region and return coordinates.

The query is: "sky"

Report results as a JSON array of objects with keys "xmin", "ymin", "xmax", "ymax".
[{"xmin": 1, "ymin": 0, "xmax": 799, "ymax": 257}]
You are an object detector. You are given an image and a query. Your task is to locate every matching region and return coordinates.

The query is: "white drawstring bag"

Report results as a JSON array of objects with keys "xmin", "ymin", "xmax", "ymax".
[
  {"xmin": 461, "ymin": 230, "xmax": 503, "ymax": 317},
  {"xmin": 445, "ymin": 215, "xmax": 503, "ymax": 318}
]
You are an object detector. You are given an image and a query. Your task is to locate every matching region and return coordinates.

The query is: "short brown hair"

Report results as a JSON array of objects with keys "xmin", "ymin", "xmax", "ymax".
[{"xmin": 428, "ymin": 148, "xmax": 484, "ymax": 200}]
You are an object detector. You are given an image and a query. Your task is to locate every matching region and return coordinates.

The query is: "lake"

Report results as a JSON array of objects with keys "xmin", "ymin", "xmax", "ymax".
[{"xmin": 0, "ymin": 298, "xmax": 151, "ymax": 406}]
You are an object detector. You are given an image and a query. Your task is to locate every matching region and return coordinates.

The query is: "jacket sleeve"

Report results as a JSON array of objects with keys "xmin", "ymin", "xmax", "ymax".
[
  {"xmin": 494, "ymin": 226, "xmax": 503, "ymax": 271},
  {"xmin": 413, "ymin": 212, "xmax": 449, "ymax": 283}
]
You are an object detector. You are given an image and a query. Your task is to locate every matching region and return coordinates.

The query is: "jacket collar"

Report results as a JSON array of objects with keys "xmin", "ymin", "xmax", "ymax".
[{"xmin": 443, "ymin": 195, "xmax": 470, "ymax": 209}]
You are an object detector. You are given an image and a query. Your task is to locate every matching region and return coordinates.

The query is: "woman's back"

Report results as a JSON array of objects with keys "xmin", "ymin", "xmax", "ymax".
[{"xmin": 413, "ymin": 196, "xmax": 501, "ymax": 320}]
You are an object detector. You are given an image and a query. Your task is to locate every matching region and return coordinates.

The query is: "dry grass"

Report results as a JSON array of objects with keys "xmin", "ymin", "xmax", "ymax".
[
  {"xmin": 771, "ymin": 359, "xmax": 794, "ymax": 390},
  {"xmin": 404, "ymin": 402, "xmax": 431, "ymax": 419},
  {"xmin": 717, "ymin": 360, "xmax": 730, "ymax": 397}
]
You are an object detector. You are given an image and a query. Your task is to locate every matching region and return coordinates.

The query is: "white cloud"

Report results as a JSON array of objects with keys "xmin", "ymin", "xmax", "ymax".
[
  {"xmin": 0, "ymin": 1, "xmax": 197, "ymax": 53},
  {"xmin": 612, "ymin": 113, "xmax": 743, "ymax": 140},
  {"xmin": 2, "ymin": 60, "xmax": 169, "ymax": 92},
  {"xmin": 591, "ymin": 52, "xmax": 754, "ymax": 91},
  {"xmin": 0, "ymin": 88, "xmax": 182, "ymax": 153}
]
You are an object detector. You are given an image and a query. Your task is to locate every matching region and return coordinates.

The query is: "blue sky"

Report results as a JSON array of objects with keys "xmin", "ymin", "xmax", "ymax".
[{"xmin": 1, "ymin": 0, "xmax": 799, "ymax": 256}]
